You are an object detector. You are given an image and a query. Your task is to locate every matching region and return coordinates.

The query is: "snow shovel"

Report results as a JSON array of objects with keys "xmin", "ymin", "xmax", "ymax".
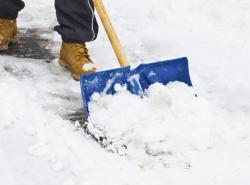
[{"xmin": 80, "ymin": 0, "xmax": 192, "ymax": 117}]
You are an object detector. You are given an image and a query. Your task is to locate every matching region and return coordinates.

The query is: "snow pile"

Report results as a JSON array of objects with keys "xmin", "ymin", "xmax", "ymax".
[{"xmin": 88, "ymin": 82, "xmax": 212, "ymax": 166}]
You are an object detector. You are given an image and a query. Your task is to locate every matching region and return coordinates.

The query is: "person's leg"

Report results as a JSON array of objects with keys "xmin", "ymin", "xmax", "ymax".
[
  {"xmin": 54, "ymin": 0, "xmax": 99, "ymax": 80},
  {"xmin": 0, "ymin": 0, "xmax": 25, "ymax": 19},
  {"xmin": 54, "ymin": 0, "xmax": 98, "ymax": 43},
  {"xmin": 0, "ymin": 0, "xmax": 24, "ymax": 51}
]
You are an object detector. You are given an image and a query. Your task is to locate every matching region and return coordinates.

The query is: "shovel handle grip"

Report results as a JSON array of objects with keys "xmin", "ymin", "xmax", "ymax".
[{"xmin": 92, "ymin": 0, "xmax": 129, "ymax": 67}]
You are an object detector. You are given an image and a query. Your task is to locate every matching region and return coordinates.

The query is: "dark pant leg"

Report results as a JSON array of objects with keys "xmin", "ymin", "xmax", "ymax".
[
  {"xmin": 54, "ymin": 0, "xmax": 99, "ymax": 43},
  {"xmin": 0, "ymin": 0, "xmax": 25, "ymax": 19}
]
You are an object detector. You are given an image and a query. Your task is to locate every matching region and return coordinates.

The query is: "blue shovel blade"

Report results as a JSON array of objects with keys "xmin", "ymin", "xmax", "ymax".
[{"xmin": 80, "ymin": 57, "xmax": 192, "ymax": 117}]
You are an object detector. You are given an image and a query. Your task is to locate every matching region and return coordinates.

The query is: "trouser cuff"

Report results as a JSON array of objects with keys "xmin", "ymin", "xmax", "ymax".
[{"xmin": 0, "ymin": 13, "xmax": 18, "ymax": 19}]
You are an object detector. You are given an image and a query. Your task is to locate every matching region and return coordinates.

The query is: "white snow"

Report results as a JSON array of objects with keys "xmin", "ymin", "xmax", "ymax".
[
  {"xmin": 82, "ymin": 63, "xmax": 96, "ymax": 71},
  {"xmin": 88, "ymin": 81, "xmax": 250, "ymax": 171},
  {"xmin": 88, "ymin": 82, "xmax": 212, "ymax": 163},
  {"xmin": 0, "ymin": 0, "xmax": 250, "ymax": 185}
]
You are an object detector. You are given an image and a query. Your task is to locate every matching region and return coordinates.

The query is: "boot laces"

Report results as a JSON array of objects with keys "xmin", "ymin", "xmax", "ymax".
[{"xmin": 71, "ymin": 43, "xmax": 91, "ymax": 62}]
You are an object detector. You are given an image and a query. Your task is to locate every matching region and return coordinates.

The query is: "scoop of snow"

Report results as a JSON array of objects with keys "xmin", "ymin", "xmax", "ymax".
[{"xmin": 87, "ymin": 82, "xmax": 213, "ymax": 166}]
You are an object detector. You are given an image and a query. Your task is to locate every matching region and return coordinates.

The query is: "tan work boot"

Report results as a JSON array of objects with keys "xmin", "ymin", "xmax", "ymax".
[
  {"xmin": 0, "ymin": 19, "xmax": 19, "ymax": 51},
  {"xmin": 59, "ymin": 42, "xmax": 96, "ymax": 80}
]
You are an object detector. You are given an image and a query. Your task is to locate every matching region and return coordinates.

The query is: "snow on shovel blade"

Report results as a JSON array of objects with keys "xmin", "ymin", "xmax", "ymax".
[{"xmin": 80, "ymin": 57, "xmax": 192, "ymax": 117}]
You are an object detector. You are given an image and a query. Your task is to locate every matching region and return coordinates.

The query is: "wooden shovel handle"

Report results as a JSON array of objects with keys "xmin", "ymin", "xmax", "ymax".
[{"xmin": 92, "ymin": 0, "xmax": 129, "ymax": 67}]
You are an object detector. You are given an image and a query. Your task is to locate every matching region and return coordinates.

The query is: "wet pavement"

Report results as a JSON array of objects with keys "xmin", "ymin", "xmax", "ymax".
[{"xmin": 0, "ymin": 28, "xmax": 55, "ymax": 62}]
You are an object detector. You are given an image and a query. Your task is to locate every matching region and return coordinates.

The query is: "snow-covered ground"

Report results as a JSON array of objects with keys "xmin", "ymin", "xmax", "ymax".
[{"xmin": 1, "ymin": 0, "xmax": 250, "ymax": 184}]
